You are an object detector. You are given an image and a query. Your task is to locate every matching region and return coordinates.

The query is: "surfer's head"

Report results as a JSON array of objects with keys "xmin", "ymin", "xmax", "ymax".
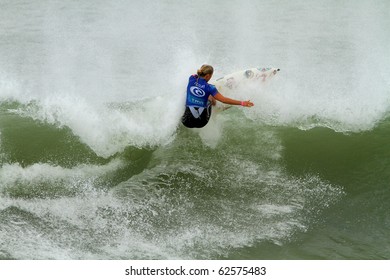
[{"xmin": 197, "ymin": 64, "xmax": 214, "ymax": 81}]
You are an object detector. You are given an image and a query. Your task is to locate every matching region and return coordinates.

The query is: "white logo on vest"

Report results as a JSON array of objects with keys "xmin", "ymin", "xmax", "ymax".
[{"xmin": 190, "ymin": 86, "xmax": 206, "ymax": 97}]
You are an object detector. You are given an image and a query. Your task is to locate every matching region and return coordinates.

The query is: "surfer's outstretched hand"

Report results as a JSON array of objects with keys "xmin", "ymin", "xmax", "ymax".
[{"xmin": 242, "ymin": 100, "xmax": 254, "ymax": 107}]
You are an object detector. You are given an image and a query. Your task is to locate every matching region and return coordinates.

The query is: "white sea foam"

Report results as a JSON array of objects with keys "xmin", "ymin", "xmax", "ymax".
[{"xmin": 0, "ymin": 159, "xmax": 124, "ymax": 194}]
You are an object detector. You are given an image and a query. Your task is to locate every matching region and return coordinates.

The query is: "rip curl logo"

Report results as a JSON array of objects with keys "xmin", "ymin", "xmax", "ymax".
[{"xmin": 190, "ymin": 86, "xmax": 206, "ymax": 97}]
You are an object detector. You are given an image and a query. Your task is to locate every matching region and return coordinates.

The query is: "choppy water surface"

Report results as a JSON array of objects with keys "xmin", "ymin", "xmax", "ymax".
[{"xmin": 0, "ymin": 0, "xmax": 389, "ymax": 259}]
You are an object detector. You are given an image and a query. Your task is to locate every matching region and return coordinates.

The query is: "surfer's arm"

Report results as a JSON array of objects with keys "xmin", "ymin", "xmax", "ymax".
[{"xmin": 213, "ymin": 92, "xmax": 254, "ymax": 107}]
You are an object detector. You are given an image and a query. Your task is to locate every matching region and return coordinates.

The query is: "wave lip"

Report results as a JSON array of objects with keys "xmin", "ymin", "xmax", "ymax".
[{"xmin": 1, "ymin": 95, "xmax": 183, "ymax": 158}]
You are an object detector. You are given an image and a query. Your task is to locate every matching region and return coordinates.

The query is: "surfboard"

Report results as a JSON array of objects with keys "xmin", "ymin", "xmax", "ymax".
[{"xmin": 210, "ymin": 67, "xmax": 280, "ymax": 111}]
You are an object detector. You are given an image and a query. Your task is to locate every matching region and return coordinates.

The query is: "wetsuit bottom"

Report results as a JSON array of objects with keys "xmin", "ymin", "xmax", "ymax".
[{"xmin": 181, "ymin": 103, "xmax": 212, "ymax": 128}]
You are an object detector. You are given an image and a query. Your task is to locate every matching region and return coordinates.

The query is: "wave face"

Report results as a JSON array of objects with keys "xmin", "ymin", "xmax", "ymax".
[{"xmin": 1, "ymin": 0, "xmax": 390, "ymax": 259}]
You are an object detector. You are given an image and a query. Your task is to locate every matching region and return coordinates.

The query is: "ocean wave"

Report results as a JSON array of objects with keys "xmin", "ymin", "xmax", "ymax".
[{"xmin": 0, "ymin": 159, "xmax": 124, "ymax": 199}]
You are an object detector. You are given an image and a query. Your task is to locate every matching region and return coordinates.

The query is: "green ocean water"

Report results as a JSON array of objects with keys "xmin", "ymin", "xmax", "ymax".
[
  {"xmin": 1, "ymin": 0, "xmax": 390, "ymax": 259},
  {"xmin": 1, "ymin": 101, "xmax": 389, "ymax": 259}
]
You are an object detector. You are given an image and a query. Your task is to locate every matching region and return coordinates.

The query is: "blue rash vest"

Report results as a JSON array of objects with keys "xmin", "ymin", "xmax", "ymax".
[{"xmin": 185, "ymin": 75, "xmax": 218, "ymax": 108}]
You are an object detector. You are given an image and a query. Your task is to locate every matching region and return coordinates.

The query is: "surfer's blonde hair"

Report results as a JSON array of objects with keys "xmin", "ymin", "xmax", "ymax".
[{"xmin": 197, "ymin": 64, "xmax": 214, "ymax": 77}]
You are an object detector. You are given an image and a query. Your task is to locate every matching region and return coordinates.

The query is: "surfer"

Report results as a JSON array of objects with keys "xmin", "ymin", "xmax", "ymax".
[{"xmin": 181, "ymin": 64, "xmax": 254, "ymax": 128}]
